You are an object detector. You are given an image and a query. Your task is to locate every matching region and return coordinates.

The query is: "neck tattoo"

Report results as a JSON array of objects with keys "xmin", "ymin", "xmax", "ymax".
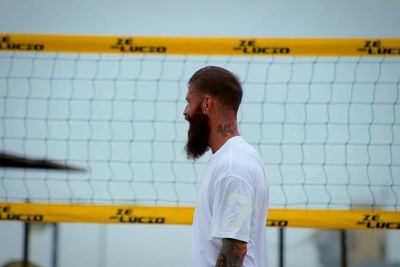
[{"xmin": 217, "ymin": 124, "xmax": 235, "ymax": 138}]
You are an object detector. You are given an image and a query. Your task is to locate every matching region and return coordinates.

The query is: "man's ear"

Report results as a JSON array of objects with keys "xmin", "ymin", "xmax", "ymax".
[{"xmin": 202, "ymin": 95, "xmax": 212, "ymax": 115}]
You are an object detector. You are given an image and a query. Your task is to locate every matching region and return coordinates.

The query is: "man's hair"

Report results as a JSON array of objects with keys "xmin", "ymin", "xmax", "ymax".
[{"xmin": 188, "ymin": 66, "xmax": 243, "ymax": 112}]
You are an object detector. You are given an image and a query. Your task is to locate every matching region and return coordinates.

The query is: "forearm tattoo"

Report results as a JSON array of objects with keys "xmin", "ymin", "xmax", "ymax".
[
  {"xmin": 217, "ymin": 124, "xmax": 235, "ymax": 138},
  {"xmin": 215, "ymin": 238, "xmax": 247, "ymax": 267}
]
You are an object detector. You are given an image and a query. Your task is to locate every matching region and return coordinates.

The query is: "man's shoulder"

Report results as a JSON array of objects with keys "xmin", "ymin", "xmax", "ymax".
[
  {"xmin": 216, "ymin": 145, "xmax": 264, "ymax": 181},
  {"xmin": 230, "ymin": 138, "xmax": 263, "ymax": 165}
]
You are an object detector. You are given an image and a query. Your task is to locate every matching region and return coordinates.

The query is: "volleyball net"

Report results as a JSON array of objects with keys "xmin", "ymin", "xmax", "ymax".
[{"xmin": 0, "ymin": 34, "xmax": 399, "ymax": 229}]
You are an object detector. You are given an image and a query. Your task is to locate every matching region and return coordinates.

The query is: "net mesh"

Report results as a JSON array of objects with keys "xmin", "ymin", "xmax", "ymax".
[{"xmin": 0, "ymin": 51, "xmax": 399, "ymax": 211}]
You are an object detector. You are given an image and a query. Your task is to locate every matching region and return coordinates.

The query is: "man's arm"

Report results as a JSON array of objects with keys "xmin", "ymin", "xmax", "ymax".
[{"xmin": 215, "ymin": 238, "xmax": 247, "ymax": 267}]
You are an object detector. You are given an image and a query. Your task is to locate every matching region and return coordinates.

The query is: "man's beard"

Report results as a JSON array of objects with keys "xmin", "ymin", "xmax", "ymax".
[{"xmin": 185, "ymin": 105, "xmax": 210, "ymax": 160}]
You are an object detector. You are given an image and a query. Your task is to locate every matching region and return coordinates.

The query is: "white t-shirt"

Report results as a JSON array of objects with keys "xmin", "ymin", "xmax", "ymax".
[{"xmin": 191, "ymin": 136, "xmax": 269, "ymax": 267}]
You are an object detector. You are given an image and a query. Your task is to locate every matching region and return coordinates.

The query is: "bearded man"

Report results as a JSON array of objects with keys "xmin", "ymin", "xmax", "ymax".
[{"xmin": 183, "ymin": 66, "xmax": 269, "ymax": 267}]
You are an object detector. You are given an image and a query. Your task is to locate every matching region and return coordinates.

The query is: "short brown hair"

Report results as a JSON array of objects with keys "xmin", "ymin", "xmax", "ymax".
[{"xmin": 188, "ymin": 66, "xmax": 243, "ymax": 112}]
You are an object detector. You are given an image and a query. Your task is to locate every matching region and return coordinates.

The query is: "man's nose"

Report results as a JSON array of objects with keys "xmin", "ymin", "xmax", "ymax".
[{"xmin": 183, "ymin": 105, "xmax": 188, "ymax": 119}]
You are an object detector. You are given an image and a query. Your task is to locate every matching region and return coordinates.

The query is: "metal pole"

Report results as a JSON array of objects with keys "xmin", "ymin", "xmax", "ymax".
[
  {"xmin": 23, "ymin": 221, "xmax": 30, "ymax": 267},
  {"xmin": 52, "ymin": 223, "xmax": 59, "ymax": 267},
  {"xmin": 279, "ymin": 228, "xmax": 285, "ymax": 267},
  {"xmin": 340, "ymin": 230, "xmax": 348, "ymax": 267}
]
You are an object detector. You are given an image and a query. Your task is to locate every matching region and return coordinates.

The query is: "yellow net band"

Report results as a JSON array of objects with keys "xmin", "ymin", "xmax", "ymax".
[
  {"xmin": 1, "ymin": 34, "xmax": 400, "ymax": 56},
  {"xmin": 1, "ymin": 203, "xmax": 399, "ymax": 230}
]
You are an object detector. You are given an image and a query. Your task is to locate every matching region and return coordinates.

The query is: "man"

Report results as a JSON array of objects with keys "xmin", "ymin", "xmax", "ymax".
[{"xmin": 183, "ymin": 66, "xmax": 269, "ymax": 267}]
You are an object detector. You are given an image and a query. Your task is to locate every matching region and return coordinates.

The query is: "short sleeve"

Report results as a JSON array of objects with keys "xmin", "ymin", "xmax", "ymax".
[{"xmin": 210, "ymin": 176, "xmax": 254, "ymax": 242}]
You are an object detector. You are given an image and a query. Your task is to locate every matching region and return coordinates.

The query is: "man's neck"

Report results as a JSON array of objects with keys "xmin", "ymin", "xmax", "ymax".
[{"xmin": 209, "ymin": 121, "xmax": 239, "ymax": 153}]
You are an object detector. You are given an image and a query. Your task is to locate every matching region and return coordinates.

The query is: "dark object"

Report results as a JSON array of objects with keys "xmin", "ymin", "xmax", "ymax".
[
  {"xmin": 23, "ymin": 221, "xmax": 30, "ymax": 267},
  {"xmin": 341, "ymin": 230, "xmax": 347, "ymax": 267},
  {"xmin": 279, "ymin": 228, "xmax": 285, "ymax": 267},
  {"xmin": 0, "ymin": 152, "xmax": 86, "ymax": 172}
]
